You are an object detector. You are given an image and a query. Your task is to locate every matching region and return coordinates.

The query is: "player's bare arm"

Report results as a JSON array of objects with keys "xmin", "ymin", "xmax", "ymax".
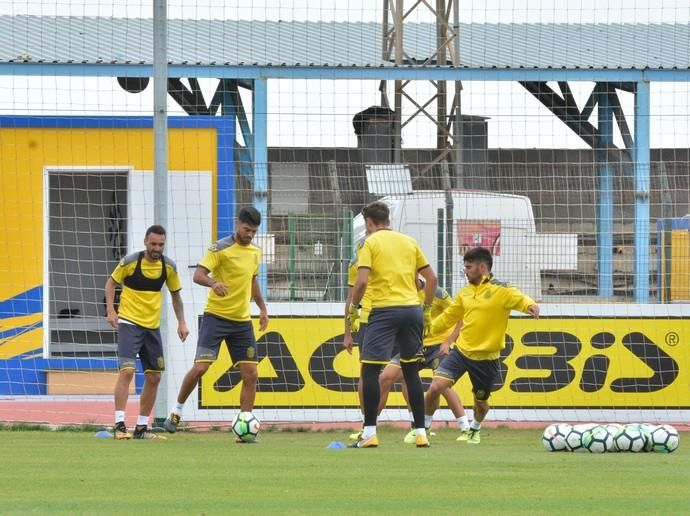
[
  {"xmin": 343, "ymin": 287, "xmax": 355, "ymax": 354},
  {"xmin": 104, "ymin": 277, "xmax": 119, "ymax": 329},
  {"xmin": 418, "ymin": 265, "xmax": 438, "ymax": 305},
  {"xmin": 193, "ymin": 265, "xmax": 227, "ymax": 296},
  {"xmin": 252, "ymin": 276, "xmax": 269, "ymax": 331},
  {"xmin": 170, "ymin": 290, "xmax": 189, "ymax": 341}
]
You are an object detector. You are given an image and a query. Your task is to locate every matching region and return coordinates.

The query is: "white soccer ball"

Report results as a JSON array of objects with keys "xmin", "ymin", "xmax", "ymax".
[
  {"xmin": 649, "ymin": 424, "xmax": 680, "ymax": 453},
  {"xmin": 231, "ymin": 411, "xmax": 261, "ymax": 442},
  {"xmin": 582, "ymin": 425, "xmax": 614, "ymax": 453},
  {"xmin": 565, "ymin": 424, "xmax": 594, "ymax": 452},
  {"xmin": 605, "ymin": 424, "xmax": 623, "ymax": 451},
  {"xmin": 542, "ymin": 424, "xmax": 571, "ymax": 451},
  {"xmin": 605, "ymin": 423, "xmax": 623, "ymax": 435},
  {"xmin": 638, "ymin": 424, "xmax": 656, "ymax": 451},
  {"xmin": 614, "ymin": 425, "xmax": 646, "ymax": 452}
]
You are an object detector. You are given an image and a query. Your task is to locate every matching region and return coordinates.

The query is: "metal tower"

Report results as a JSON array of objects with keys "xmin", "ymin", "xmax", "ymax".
[{"xmin": 381, "ymin": 0, "xmax": 462, "ymax": 179}]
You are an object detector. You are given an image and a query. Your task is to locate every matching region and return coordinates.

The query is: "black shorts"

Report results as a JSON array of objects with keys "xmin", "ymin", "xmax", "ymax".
[
  {"xmin": 195, "ymin": 313, "xmax": 259, "ymax": 365},
  {"xmin": 389, "ymin": 343, "xmax": 444, "ymax": 371},
  {"xmin": 361, "ymin": 305, "xmax": 423, "ymax": 364},
  {"xmin": 117, "ymin": 322, "xmax": 165, "ymax": 372},
  {"xmin": 434, "ymin": 347, "xmax": 499, "ymax": 401}
]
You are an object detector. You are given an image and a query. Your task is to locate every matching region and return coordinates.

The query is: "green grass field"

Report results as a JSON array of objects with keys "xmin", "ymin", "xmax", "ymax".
[{"xmin": 1, "ymin": 426, "xmax": 688, "ymax": 515}]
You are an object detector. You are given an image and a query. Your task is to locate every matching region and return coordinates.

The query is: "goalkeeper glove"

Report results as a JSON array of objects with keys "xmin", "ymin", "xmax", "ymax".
[
  {"xmin": 423, "ymin": 304, "xmax": 433, "ymax": 338},
  {"xmin": 347, "ymin": 303, "xmax": 361, "ymax": 333}
]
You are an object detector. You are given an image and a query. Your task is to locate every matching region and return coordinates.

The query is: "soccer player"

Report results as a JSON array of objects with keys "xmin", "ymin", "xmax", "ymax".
[
  {"xmin": 105, "ymin": 225, "xmax": 189, "ymax": 440},
  {"xmin": 424, "ymin": 246, "xmax": 540, "ymax": 444},
  {"xmin": 163, "ymin": 207, "xmax": 269, "ymax": 437},
  {"xmin": 376, "ymin": 279, "xmax": 470, "ymax": 443},
  {"xmin": 348, "ymin": 201, "xmax": 437, "ymax": 448},
  {"xmin": 343, "ymin": 237, "xmax": 372, "ymax": 440}
]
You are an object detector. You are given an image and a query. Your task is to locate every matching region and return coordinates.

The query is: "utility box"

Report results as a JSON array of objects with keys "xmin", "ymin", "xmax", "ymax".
[{"xmin": 657, "ymin": 216, "xmax": 690, "ymax": 302}]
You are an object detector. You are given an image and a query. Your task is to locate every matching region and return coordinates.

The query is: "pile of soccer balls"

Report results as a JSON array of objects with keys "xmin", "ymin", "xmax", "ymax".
[
  {"xmin": 231, "ymin": 411, "xmax": 262, "ymax": 442},
  {"xmin": 542, "ymin": 423, "xmax": 680, "ymax": 453}
]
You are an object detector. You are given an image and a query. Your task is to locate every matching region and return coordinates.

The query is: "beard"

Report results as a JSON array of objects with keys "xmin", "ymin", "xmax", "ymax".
[{"xmin": 236, "ymin": 234, "xmax": 253, "ymax": 245}]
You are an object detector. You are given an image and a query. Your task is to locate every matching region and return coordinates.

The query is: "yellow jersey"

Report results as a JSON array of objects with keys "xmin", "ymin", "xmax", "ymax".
[
  {"xmin": 430, "ymin": 275, "xmax": 535, "ymax": 360},
  {"xmin": 347, "ymin": 241, "xmax": 372, "ymax": 323},
  {"xmin": 357, "ymin": 229, "xmax": 429, "ymax": 309},
  {"xmin": 110, "ymin": 251, "xmax": 182, "ymax": 330},
  {"xmin": 199, "ymin": 235, "xmax": 261, "ymax": 322},
  {"xmin": 419, "ymin": 287, "xmax": 455, "ymax": 346}
]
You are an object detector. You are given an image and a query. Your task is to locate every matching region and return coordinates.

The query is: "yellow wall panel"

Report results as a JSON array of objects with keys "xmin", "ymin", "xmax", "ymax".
[{"xmin": 0, "ymin": 127, "xmax": 217, "ymax": 302}]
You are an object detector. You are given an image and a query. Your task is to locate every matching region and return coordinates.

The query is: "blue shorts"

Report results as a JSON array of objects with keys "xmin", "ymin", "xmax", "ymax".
[
  {"xmin": 117, "ymin": 322, "xmax": 165, "ymax": 372},
  {"xmin": 195, "ymin": 313, "xmax": 259, "ymax": 365},
  {"xmin": 360, "ymin": 305, "xmax": 423, "ymax": 365},
  {"xmin": 434, "ymin": 347, "xmax": 499, "ymax": 401}
]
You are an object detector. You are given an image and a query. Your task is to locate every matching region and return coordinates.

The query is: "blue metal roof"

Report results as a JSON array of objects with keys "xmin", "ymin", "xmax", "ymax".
[{"xmin": 0, "ymin": 15, "xmax": 688, "ymax": 70}]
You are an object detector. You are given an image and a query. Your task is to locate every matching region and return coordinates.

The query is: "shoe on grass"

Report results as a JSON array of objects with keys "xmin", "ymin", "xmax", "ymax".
[
  {"xmin": 113, "ymin": 421, "xmax": 131, "ymax": 440},
  {"xmin": 348, "ymin": 429, "xmax": 363, "ymax": 441},
  {"xmin": 456, "ymin": 429, "xmax": 472, "ymax": 441},
  {"xmin": 132, "ymin": 425, "xmax": 167, "ymax": 440},
  {"xmin": 466, "ymin": 429, "xmax": 480, "ymax": 444},
  {"xmin": 415, "ymin": 434, "xmax": 431, "ymax": 448},
  {"xmin": 403, "ymin": 429, "xmax": 417, "ymax": 444},
  {"xmin": 347, "ymin": 435, "xmax": 379, "ymax": 448},
  {"xmin": 163, "ymin": 412, "xmax": 180, "ymax": 433}
]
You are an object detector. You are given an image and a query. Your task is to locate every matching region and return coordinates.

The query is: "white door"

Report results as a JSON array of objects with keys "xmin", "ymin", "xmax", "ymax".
[{"xmin": 128, "ymin": 170, "xmax": 212, "ymax": 414}]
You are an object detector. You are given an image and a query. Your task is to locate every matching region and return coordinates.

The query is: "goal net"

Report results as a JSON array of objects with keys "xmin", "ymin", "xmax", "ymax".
[{"xmin": 1, "ymin": 1, "xmax": 689, "ymax": 428}]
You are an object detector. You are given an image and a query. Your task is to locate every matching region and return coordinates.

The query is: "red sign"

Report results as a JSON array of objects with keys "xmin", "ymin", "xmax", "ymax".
[{"xmin": 457, "ymin": 220, "xmax": 501, "ymax": 256}]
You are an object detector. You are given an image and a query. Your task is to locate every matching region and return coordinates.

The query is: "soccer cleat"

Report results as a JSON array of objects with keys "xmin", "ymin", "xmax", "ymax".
[
  {"xmin": 456, "ymin": 430, "xmax": 472, "ymax": 441},
  {"xmin": 403, "ymin": 429, "xmax": 417, "ymax": 444},
  {"xmin": 348, "ymin": 429, "xmax": 363, "ymax": 441},
  {"xmin": 163, "ymin": 412, "xmax": 181, "ymax": 433},
  {"xmin": 404, "ymin": 428, "xmax": 434, "ymax": 444},
  {"xmin": 348, "ymin": 435, "xmax": 379, "ymax": 448},
  {"xmin": 466, "ymin": 429, "xmax": 481, "ymax": 444},
  {"xmin": 133, "ymin": 425, "xmax": 167, "ymax": 440},
  {"xmin": 415, "ymin": 434, "xmax": 431, "ymax": 448},
  {"xmin": 113, "ymin": 421, "xmax": 131, "ymax": 440}
]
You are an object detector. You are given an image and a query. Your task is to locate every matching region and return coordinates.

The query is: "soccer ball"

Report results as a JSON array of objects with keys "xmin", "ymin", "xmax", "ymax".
[
  {"xmin": 649, "ymin": 424, "xmax": 680, "ymax": 453},
  {"xmin": 231, "ymin": 411, "xmax": 261, "ymax": 442},
  {"xmin": 614, "ymin": 425, "xmax": 647, "ymax": 452},
  {"xmin": 582, "ymin": 425, "xmax": 614, "ymax": 453},
  {"xmin": 605, "ymin": 424, "xmax": 623, "ymax": 450},
  {"xmin": 565, "ymin": 424, "xmax": 595, "ymax": 452},
  {"xmin": 605, "ymin": 423, "xmax": 623, "ymax": 436},
  {"xmin": 542, "ymin": 424, "xmax": 571, "ymax": 451},
  {"xmin": 638, "ymin": 424, "xmax": 656, "ymax": 452}
]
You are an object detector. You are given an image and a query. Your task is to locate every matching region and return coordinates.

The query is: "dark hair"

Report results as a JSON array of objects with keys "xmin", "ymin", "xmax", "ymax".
[
  {"xmin": 238, "ymin": 206, "xmax": 261, "ymax": 227},
  {"xmin": 145, "ymin": 224, "xmax": 166, "ymax": 238},
  {"xmin": 361, "ymin": 201, "xmax": 390, "ymax": 225},
  {"xmin": 463, "ymin": 246, "xmax": 493, "ymax": 270}
]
